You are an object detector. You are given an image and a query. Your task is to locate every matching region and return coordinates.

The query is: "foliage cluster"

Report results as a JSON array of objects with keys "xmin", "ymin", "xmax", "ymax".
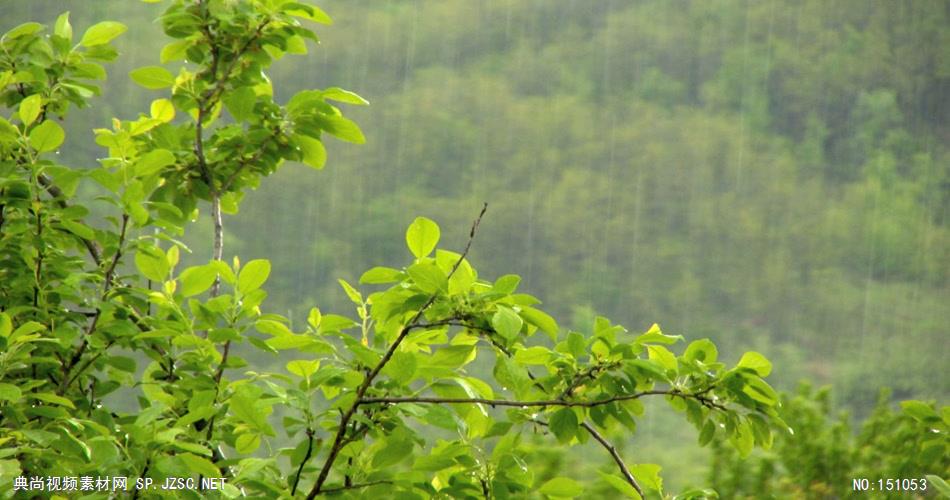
[
  {"xmin": 0, "ymin": 2, "xmax": 790, "ymax": 498},
  {"xmin": 709, "ymin": 385, "xmax": 950, "ymax": 499}
]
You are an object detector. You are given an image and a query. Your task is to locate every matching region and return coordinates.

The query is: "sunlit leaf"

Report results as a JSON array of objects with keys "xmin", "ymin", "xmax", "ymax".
[
  {"xmin": 737, "ymin": 351, "xmax": 772, "ymax": 377},
  {"xmin": 492, "ymin": 306, "xmax": 523, "ymax": 341},
  {"xmin": 178, "ymin": 264, "xmax": 217, "ymax": 297},
  {"xmin": 406, "ymin": 217, "xmax": 440, "ymax": 258},
  {"xmin": 538, "ymin": 477, "xmax": 583, "ymax": 497},
  {"xmin": 80, "ymin": 21, "xmax": 127, "ymax": 46},
  {"xmin": 237, "ymin": 259, "xmax": 271, "ymax": 294},
  {"xmin": 29, "ymin": 121, "xmax": 64, "ymax": 153},
  {"xmin": 129, "ymin": 66, "xmax": 175, "ymax": 89}
]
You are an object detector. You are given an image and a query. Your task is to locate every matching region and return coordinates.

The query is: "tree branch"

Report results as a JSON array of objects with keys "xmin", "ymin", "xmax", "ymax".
[
  {"xmin": 306, "ymin": 203, "xmax": 488, "ymax": 499},
  {"xmin": 319, "ymin": 480, "xmax": 391, "ymax": 495},
  {"xmin": 529, "ymin": 418, "xmax": 645, "ymax": 498},
  {"xmin": 580, "ymin": 421, "xmax": 645, "ymax": 498},
  {"xmin": 37, "ymin": 174, "xmax": 102, "ymax": 265},
  {"xmin": 357, "ymin": 389, "xmax": 722, "ymax": 410},
  {"xmin": 291, "ymin": 427, "xmax": 315, "ymax": 496},
  {"xmin": 59, "ymin": 213, "xmax": 130, "ymax": 395}
]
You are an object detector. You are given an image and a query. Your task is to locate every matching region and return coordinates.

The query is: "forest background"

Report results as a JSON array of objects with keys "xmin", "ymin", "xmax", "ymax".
[{"xmin": 4, "ymin": 0, "xmax": 948, "ymax": 493}]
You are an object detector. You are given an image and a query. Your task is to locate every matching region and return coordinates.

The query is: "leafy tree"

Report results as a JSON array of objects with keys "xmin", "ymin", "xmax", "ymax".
[
  {"xmin": 2, "ymin": 1, "xmax": 787, "ymax": 498},
  {"xmin": 708, "ymin": 384, "xmax": 950, "ymax": 499}
]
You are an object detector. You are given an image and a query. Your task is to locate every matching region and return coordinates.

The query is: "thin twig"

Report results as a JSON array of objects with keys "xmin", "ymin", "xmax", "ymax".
[
  {"xmin": 37, "ymin": 174, "xmax": 102, "ymax": 265},
  {"xmin": 291, "ymin": 428, "xmax": 315, "ymax": 496},
  {"xmin": 580, "ymin": 422, "xmax": 645, "ymax": 498},
  {"xmin": 307, "ymin": 203, "xmax": 488, "ymax": 499},
  {"xmin": 319, "ymin": 480, "xmax": 391, "ymax": 495},
  {"xmin": 59, "ymin": 214, "xmax": 130, "ymax": 395},
  {"xmin": 529, "ymin": 419, "xmax": 645, "ymax": 499}
]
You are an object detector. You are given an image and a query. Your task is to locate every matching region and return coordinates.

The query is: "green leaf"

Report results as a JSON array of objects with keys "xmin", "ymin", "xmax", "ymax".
[
  {"xmin": 382, "ymin": 350, "xmax": 417, "ymax": 384},
  {"xmin": 150, "ymin": 98, "xmax": 176, "ymax": 122},
  {"xmin": 372, "ymin": 434, "xmax": 414, "ymax": 467},
  {"xmin": 683, "ymin": 339, "xmax": 718, "ymax": 363},
  {"xmin": 0, "ymin": 117, "xmax": 18, "ymax": 142},
  {"xmin": 32, "ymin": 393, "xmax": 76, "ymax": 409},
  {"xmin": 284, "ymin": 2, "xmax": 333, "ymax": 24},
  {"xmin": 407, "ymin": 261, "xmax": 447, "ymax": 293},
  {"xmin": 4, "ymin": 22, "xmax": 43, "ymax": 39},
  {"xmin": 80, "ymin": 21, "xmax": 127, "ymax": 46},
  {"xmin": 441, "ymin": 251, "xmax": 475, "ymax": 294},
  {"xmin": 737, "ymin": 351, "xmax": 772, "ymax": 377},
  {"xmin": 307, "ymin": 307, "xmax": 322, "ymax": 328},
  {"xmin": 54, "ymin": 12, "xmax": 73, "ymax": 41},
  {"xmin": 256, "ymin": 319, "xmax": 293, "ymax": 336},
  {"xmin": 321, "ymin": 87, "xmax": 368, "ymax": 105},
  {"xmin": 359, "ymin": 266, "xmax": 403, "ymax": 284},
  {"xmin": 18, "ymin": 96, "xmax": 42, "ymax": 127},
  {"xmin": 135, "ymin": 246, "xmax": 169, "ymax": 282},
  {"xmin": 635, "ymin": 323, "xmax": 683, "ymax": 345},
  {"xmin": 104, "ymin": 356, "xmax": 136, "ymax": 373},
  {"xmin": 237, "ymin": 259, "xmax": 271, "ymax": 294},
  {"xmin": 420, "ymin": 405, "xmax": 459, "ymax": 432},
  {"xmin": 742, "ymin": 376, "xmax": 779, "ymax": 406},
  {"xmin": 730, "ymin": 420, "xmax": 754, "ymax": 458},
  {"xmin": 235, "ymin": 433, "xmax": 261, "ymax": 454},
  {"xmin": 129, "ymin": 66, "xmax": 175, "ymax": 89},
  {"xmin": 901, "ymin": 400, "xmax": 939, "ymax": 422},
  {"xmin": 0, "ymin": 383, "xmax": 22, "ymax": 402},
  {"xmin": 223, "ymin": 86, "xmax": 256, "ymax": 122},
  {"xmin": 135, "ymin": 148, "xmax": 175, "ymax": 176},
  {"xmin": 427, "ymin": 345, "xmax": 476, "ymax": 369},
  {"xmin": 57, "ymin": 428, "xmax": 91, "ymax": 461},
  {"xmin": 319, "ymin": 314, "xmax": 358, "ymax": 332},
  {"xmin": 28, "ymin": 120, "xmax": 64, "ymax": 153},
  {"xmin": 157, "ymin": 34, "xmax": 189, "ymax": 59},
  {"xmin": 286, "ymin": 359, "xmax": 320, "ymax": 378},
  {"xmin": 698, "ymin": 420, "xmax": 716, "ymax": 446},
  {"xmin": 338, "ymin": 279, "xmax": 362, "ymax": 305},
  {"xmin": 60, "ymin": 219, "xmax": 95, "ymax": 240},
  {"xmin": 230, "ymin": 386, "xmax": 271, "ymax": 432},
  {"xmin": 492, "ymin": 306, "xmax": 523, "ymax": 341},
  {"xmin": 646, "ymin": 345, "xmax": 677, "ymax": 371},
  {"xmin": 549, "ymin": 408, "xmax": 578, "ymax": 444},
  {"xmin": 493, "ymin": 274, "xmax": 521, "ymax": 294},
  {"xmin": 320, "ymin": 114, "xmax": 365, "ymax": 143},
  {"xmin": 513, "ymin": 346, "xmax": 551, "ymax": 365},
  {"xmin": 178, "ymin": 264, "xmax": 218, "ymax": 297},
  {"xmin": 0, "ymin": 313, "xmax": 11, "ymax": 337},
  {"xmin": 179, "ymin": 452, "xmax": 220, "ymax": 477},
  {"xmin": 520, "ymin": 306, "xmax": 559, "ymax": 341},
  {"xmin": 925, "ymin": 475, "xmax": 950, "ymax": 498},
  {"xmin": 406, "ymin": 217, "xmax": 440, "ymax": 258},
  {"xmin": 538, "ymin": 477, "xmax": 583, "ymax": 497},
  {"xmin": 597, "ymin": 472, "xmax": 642, "ymax": 499},
  {"xmin": 630, "ymin": 464, "xmax": 663, "ymax": 492}
]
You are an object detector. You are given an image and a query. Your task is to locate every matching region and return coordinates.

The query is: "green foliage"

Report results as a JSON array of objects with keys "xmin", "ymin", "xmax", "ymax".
[
  {"xmin": 2, "ymin": 1, "xmax": 942, "ymax": 498},
  {"xmin": 708, "ymin": 384, "xmax": 950, "ymax": 499},
  {"xmin": 0, "ymin": 4, "xmax": 786, "ymax": 497}
]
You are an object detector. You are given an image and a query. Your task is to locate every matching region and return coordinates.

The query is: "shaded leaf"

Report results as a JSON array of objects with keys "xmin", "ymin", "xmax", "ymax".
[
  {"xmin": 549, "ymin": 408, "xmax": 578, "ymax": 444},
  {"xmin": 538, "ymin": 477, "xmax": 583, "ymax": 497}
]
